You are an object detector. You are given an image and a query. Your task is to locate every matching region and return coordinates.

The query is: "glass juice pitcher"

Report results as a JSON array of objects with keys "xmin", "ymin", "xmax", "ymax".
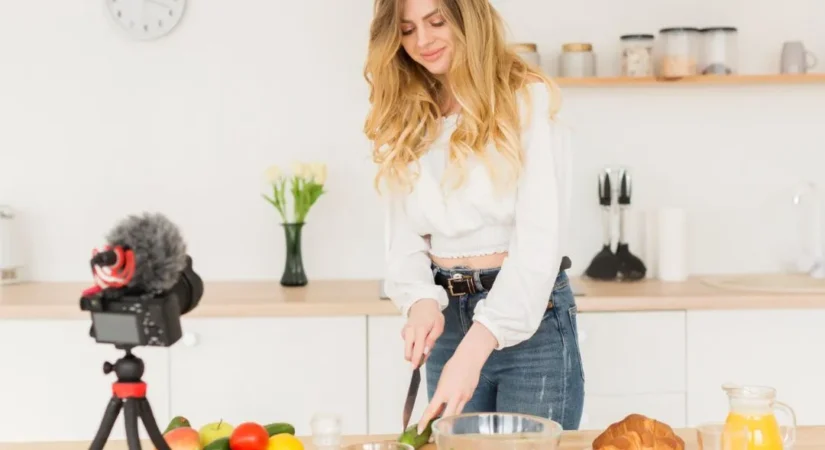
[{"xmin": 722, "ymin": 384, "xmax": 796, "ymax": 450}]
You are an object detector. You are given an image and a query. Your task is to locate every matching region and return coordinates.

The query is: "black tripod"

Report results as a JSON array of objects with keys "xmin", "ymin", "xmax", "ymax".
[{"xmin": 89, "ymin": 347, "xmax": 171, "ymax": 450}]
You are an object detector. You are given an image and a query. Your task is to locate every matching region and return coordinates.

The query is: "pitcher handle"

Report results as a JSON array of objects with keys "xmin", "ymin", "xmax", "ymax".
[{"xmin": 773, "ymin": 400, "xmax": 797, "ymax": 448}]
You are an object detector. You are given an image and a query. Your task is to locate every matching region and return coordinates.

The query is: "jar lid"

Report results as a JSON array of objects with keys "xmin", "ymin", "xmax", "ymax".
[
  {"xmin": 620, "ymin": 34, "xmax": 654, "ymax": 40},
  {"xmin": 561, "ymin": 42, "xmax": 592, "ymax": 52},
  {"xmin": 511, "ymin": 42, "xmax": 537, "ymax": 52},
  {"xmin": 659, "ymin": 27, "xmax": 701, "ymax": 33},
  {"xmin": 699, "ymin": 26, "xmax": 738, "ymax": 32}
]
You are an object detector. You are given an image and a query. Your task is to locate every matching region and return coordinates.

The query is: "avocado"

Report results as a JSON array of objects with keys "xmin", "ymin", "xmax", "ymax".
[
  {"xmin": 162, "ymin": 416, "xmax": 191, "ymax": 434},
  {"xmin": 203, "ymin": 437, "xmax": 230, "ymax": 450},
  {"xmin": 398, "ymin": 419, "xmax": 436, "ymax": 449},
  {"xmin": 265, "ymin": 422, "xmax": 296, "ymax": 436}
]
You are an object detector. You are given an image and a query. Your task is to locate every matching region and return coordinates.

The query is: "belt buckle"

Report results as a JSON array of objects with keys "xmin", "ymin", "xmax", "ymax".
[{"xmin": 447, "ymin": 273, "xmax": 475, "ymax": 296}]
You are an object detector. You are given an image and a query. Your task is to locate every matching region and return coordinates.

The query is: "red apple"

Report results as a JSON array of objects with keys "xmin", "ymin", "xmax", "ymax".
[{"xmin": 157, "ymin": 426, "xmax": 201, "ymax": 450}]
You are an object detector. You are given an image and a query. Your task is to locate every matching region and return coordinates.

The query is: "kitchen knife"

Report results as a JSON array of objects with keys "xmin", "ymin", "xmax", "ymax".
[{"xmin": 402, "ymin": 366, "xmax": 421, "ymax": 432}]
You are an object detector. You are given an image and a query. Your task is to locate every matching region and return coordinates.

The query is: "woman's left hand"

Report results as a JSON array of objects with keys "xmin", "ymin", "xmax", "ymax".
[{"xmin": 416, "ymin": 323, "xmax": 498, "ymax": 433}]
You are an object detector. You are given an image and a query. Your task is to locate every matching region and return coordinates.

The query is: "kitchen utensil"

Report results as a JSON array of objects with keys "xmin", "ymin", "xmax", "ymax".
[
  {"xmin": 342, "ymin": 442, "xmax": 414, "ymax": 450},
  {"xmin": 792, "ymin": 181, "xmax": 825, "ymax": 278},
  {"xmin": 585, "ymin": 169, "xmax": 619, "ymax": 280},
  {"xmin": 722, "ymin": 383, "xmax": 796, "ymax": 450},
  {"xmin": 615, "ymin": 169, "xmax": 646, "ymax": 281},
  {"xmin": 696, "ymin": 423, "xmax": 749, "ymax": 450},
  {"xmin": 402, "ymin": 366, "xmax": 421, "ymax": 431},
  {"xmin": 781, "ymin": 41, "xmax": 817, "ymax": 74},
  {"xmin": 433, "ymin": 412, "xmax": 562, "ymax": 450}
]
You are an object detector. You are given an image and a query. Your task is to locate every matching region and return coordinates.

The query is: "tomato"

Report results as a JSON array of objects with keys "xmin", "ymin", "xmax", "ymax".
[{"xmin": 229, "ymin": 422, "xmax": 269, "ymax": 450}]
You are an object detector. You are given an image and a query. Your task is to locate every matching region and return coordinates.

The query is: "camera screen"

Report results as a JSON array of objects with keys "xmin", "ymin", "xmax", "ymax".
[{"xmin": 92, "ymin": 312, "xmax": 141, "ymax": 345}]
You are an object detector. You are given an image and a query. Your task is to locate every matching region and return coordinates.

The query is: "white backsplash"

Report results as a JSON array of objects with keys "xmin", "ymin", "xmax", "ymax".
[{"xmin": 1, "ymin": 0, "xmax": 824, "ymax": 282}]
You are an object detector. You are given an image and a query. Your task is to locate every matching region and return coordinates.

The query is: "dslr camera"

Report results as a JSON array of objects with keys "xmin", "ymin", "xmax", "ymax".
[{"xmin": 80, "ymin": 255, "xmax": 204, "ymax": 348}]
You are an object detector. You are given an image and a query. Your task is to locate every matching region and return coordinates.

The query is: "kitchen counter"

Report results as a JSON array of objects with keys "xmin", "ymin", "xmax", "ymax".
[
  {"xmin": 1, "ymin": 273, "xmax": 824, "ymax": 319},
  {"xmin": 1, "ymin": 426, "xmax": 824, "ymax": 449}
]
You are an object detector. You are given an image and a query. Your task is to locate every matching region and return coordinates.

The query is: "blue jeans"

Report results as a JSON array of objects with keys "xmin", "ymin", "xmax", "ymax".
[{"xmin": 425, "ymin": 264, "xmax": 585, "ymax": 430}]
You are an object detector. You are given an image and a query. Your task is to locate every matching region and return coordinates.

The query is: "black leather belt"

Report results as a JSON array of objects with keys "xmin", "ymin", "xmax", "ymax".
[{"xmin": 434, "ymin": 256, "xmax": 571, "ymax": 297}]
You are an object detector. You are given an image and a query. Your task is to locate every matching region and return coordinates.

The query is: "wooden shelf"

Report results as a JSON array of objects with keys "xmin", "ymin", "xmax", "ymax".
[{"xmin": 555, "ymin": 73, "xmax": 825, "ymax": 87}]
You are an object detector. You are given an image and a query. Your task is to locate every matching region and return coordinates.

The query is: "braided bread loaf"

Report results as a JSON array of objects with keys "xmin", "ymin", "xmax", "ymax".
[{"xmin": 592, "ymin": 414, "xmax": 685, "ymax": 450}]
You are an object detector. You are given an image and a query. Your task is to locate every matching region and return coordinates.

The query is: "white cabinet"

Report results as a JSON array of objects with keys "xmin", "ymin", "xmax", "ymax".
[
  {"xmin": 686, "ymin": 310, "xmax": 825, "ymax": 427},
  {"xmin": 578, "ymin": 311, "xmax": 686, "ymax": 396},
  {"xmin": 577, "ymin": 311, "xmax": 686, "ymax": 428},
  {"xmin": 366, "ymin": 317, "xmax": 430, "ymax": 435},
  {"xmin": 0, "ymin": 319, "xmax": 170, "ymax": 443},
  {"xmin": 580, "ymin": 393, "xmax": 686, "ymax": 431},
  {"xmin": 168, "ymin": 316, "xmax": 368, "ymax": 436}
]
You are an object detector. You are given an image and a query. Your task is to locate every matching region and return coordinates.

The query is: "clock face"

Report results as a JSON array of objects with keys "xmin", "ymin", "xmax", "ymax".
[{"xmin": 105, "ymin": 0, "xmax": 186, "ymax": 41}]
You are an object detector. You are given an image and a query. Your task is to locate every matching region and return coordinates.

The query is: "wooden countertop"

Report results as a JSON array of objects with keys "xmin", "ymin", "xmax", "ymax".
[
  {"xmin": 1, "ymin": 426, "xmax": 824, "ymax": 449},
  {"xmin": 1, "ymin": 273, "xmax": 824, "ymax": 319}
]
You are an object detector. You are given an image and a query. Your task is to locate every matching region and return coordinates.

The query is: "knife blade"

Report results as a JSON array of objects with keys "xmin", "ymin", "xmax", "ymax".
[{"xmin": 402, "ymin": 366, "xmax": 421, "ymax": 432}]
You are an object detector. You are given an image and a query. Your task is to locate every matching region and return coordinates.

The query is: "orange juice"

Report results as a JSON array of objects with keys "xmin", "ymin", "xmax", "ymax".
[{"xmin": 725, "ymin": 411, "xmax": 783, "ymax": 450}]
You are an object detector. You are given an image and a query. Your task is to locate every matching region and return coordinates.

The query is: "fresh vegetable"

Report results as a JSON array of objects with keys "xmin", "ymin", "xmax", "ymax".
[
  {"xmin": 230, "ymin": 422, "xmax": 270, "ymax": 450},
  {"xmin": 163, "ymin": 416, "xmax": 192, "ymax": 434},
  {"xmin": 158, "ymin": 426, "xmax": 200, "ymax": 450},
  {"xmin": 264, "ymin": 423, "xmax": 296, "ymax": 437},
  {"xmin": 203, "ymin": 437, "xmax": 231, "ymax": 450},
  {"xmin": 398, "ymin": 418, "xmax": 436, "ymax": 449},
  {"xmin": 266, "ymin": 433, "xmax": 304, "ymax": 450}
]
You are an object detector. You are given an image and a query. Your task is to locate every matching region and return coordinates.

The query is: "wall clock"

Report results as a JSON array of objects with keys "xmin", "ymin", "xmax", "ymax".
[{"xmin": 105, "ymin": 0, "xmax": 186, "ymax": 41}]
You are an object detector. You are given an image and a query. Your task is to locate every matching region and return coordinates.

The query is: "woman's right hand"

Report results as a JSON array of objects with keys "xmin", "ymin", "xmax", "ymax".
[{"xmin": 402, "ymin": 299, "xmax": 445, "ymax": 369}]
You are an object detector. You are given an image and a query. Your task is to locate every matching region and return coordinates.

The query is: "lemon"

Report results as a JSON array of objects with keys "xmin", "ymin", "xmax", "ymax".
[{"xmin": 267, "ymin": 433, "xmax": 304, "ymax": 450}]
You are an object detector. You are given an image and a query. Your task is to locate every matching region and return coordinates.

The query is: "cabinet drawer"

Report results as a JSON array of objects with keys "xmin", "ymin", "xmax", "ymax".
[
  {"xmin": 580, "ymin": 393, "xmax": 686, "ymax": 432},
  {"xmin": 578, "ymin": 312, "xmax": 686, "ymax": 396}
]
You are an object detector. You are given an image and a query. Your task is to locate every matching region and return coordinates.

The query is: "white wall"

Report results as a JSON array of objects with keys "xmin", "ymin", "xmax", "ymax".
[{"xmin": 1, "ymin": 0, "xmax": 824, "ymax": 283}]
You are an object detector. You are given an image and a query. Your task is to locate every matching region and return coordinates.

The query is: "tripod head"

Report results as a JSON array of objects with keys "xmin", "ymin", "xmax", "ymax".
[{"xmin": 103, "ymin": 346, "xmax": 144, "ymax": 383}]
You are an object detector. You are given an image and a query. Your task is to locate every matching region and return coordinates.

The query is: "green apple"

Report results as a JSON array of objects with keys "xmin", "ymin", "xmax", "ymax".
[{"xmin": 199, "ymin": 419, "xmax": 234, "ymax": 447}]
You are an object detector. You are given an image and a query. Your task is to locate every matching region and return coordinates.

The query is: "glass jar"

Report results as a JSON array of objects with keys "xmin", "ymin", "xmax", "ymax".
[
  {"xmin": 559, "ymin": 42, "xmax": 596, "ymax": 77},
  {"xmin": 619, "ymin": 34, "xmax": 654, "ymax": 77},
  {"xmin": 699, "ymin": 27, "xmax": 738, "ymax": 75},
  {"xmin": 512, "ymin": 42, "xmax": 540, "ymax": 68},
  {"xmin": 658, "ymin": 27, "xmax": 700, "ymax": 77}
]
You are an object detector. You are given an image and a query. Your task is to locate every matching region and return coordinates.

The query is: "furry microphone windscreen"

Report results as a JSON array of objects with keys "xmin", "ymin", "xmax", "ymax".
[{"xmin": 105, "ymin": 212, "xmax": 188, "ymax": 293}]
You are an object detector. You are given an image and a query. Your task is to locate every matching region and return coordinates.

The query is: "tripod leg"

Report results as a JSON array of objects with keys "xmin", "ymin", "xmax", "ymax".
[
  {"xmin": 89, "ymin": 396, "xmax": 123, "ymax": 450},
  {"xmin": 138, "ymin": 398, "xmax": 171, "ymax": 450},
  {"xmin": 123, "ymin": 400, "xmax": 142, "ymax": 450}
]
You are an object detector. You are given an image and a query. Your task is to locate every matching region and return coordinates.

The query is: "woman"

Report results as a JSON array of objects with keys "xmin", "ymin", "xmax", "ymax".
[{"xmin": 363, "ymin": 0, "xmax": 583, "ymax": 434}]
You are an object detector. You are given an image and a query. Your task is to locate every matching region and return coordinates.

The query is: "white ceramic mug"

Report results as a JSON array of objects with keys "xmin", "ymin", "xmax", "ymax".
[{"xmin": 781, "ymin": 41, "xmax": 817, "ymax": 74}]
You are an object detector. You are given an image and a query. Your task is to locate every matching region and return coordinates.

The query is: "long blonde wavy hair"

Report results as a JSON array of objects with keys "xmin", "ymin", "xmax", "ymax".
[{"xmin": 363, "ymin": 0, "xmax": 561, "ymax": 195}]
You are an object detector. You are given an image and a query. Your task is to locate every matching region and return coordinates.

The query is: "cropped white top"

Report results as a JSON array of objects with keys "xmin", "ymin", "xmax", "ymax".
[{"xmin": 382, "ymin": 82, "xmax": 573, "ymax": 350}]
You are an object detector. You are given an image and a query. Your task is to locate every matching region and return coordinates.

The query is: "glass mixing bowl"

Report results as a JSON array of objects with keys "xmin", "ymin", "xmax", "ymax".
[{"xmin": 432, "ymin": 413, "xmax": 563, "ymax": 449}]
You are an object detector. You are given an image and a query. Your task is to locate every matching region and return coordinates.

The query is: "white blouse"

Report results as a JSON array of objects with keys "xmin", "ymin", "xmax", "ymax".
[{"xmin": 382, "ymin": 81, "xmax": 573, "ymax": 350}]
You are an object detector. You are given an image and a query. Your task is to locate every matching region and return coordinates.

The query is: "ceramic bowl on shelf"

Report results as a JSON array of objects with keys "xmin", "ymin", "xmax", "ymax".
[{"xmin": 432, "ymin": 412, "xmax": 563, "ymax": 449}]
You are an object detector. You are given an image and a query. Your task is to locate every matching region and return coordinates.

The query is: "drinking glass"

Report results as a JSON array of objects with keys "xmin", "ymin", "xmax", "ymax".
[{"xmin": 697, "ymin": 423, "xmax": 749, "ymax": 450}]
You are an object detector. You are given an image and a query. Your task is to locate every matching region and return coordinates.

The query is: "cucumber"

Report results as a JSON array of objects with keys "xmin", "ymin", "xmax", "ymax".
[
  {"xmin": 398, "ymin": 418, "xmax": 436, "ymax": 449},
  {"xmin": 162, "ymin": 416, "xmax": 191, "ymax": 434},
  {"xmin": 265, "ymin": 422, "xmax": 296, "ymax": 436},
  {"xmin": 203, "ymin": 437, "xmax": 230, "ymax": 450}
]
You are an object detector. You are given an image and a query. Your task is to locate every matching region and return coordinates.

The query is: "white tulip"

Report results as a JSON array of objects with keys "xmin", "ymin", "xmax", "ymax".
[
  {"xmin": 310, "ymin": 163, "xmax": 327, "ymax": 185},
  {"xmin": 264, "ymin": 165, "xmax": 282, "ymax": 184}
]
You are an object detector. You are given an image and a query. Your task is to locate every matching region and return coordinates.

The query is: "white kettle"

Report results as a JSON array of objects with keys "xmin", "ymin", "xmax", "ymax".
[{"xmin": 0, "ymin": 205, "xmax": 24, "ymax": 285}]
